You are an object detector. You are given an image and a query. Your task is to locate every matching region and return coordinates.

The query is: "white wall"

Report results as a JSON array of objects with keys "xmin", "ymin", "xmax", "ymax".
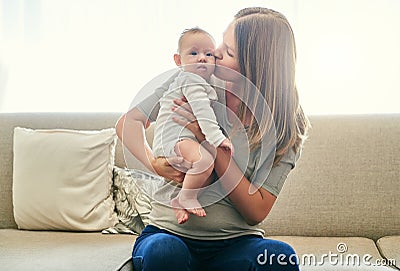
[{"xmin": 0, "ymin": 0, "xmax": 399, "ymax": 114}]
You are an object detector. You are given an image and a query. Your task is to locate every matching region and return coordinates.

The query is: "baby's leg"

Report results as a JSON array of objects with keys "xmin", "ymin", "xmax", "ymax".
[
  {"xmin": 174, "ymin": 139, "xmax": 214, "ymax": 218},
  {"xmin": 171, "ymin": 173, "xmax": 214, "ymax": 224}
]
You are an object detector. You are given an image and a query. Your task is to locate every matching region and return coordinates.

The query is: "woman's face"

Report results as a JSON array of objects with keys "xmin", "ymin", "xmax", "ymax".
[{"xmin": 214, "ymin": 23, "xmax": 242, "ymax": 82}]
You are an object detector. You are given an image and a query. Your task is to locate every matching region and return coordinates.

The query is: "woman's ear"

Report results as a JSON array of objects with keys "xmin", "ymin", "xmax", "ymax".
[{"xmin": 174, "ymin": 54, "xmax": 182, "ymax": 66}]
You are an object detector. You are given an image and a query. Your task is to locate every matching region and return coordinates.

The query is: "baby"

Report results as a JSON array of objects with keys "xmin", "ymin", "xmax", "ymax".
[{"xmin": 152, "ymin": 27, "xmax": 232, "ymax": 224}]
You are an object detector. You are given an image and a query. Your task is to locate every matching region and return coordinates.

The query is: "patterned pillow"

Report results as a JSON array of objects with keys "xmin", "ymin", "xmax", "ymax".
[{"xmin": 103, "ymin": 167, "xmax": 163, "ymax": 235}]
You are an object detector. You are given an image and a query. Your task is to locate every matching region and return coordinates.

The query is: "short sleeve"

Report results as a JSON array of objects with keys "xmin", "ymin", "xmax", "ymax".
[{"xmin": 261, "ymin": 148, "xmax": 300, "ymax": 197}]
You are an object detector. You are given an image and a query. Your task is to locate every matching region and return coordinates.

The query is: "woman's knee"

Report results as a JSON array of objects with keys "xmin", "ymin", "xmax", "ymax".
[
  {"xmin": 132, "ymin": 233, "xmax": 191, "ymax": 271},
  {"xmin": 257, "ymin": 239, "xmax": 299, "ymax": 270}
]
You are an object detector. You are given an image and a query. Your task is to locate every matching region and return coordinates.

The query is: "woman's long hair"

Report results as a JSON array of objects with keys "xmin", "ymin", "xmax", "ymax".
[{"xmin": 234, "ymin": 7, "xmax": 310, "ymax": 166}]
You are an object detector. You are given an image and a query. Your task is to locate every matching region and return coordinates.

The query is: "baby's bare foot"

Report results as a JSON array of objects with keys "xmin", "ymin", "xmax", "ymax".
[
  {"xmin": 179, "ymin": 198, "xmax": 206, "ymax": 217},
  {"xmin": 171, "ymin": 198, "xmax": 190, "ymax": 224}
]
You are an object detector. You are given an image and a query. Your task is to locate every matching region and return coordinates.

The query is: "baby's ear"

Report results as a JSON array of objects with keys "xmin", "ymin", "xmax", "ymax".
[{"xmin": 174, "ymin": 54, "xmax": 182, "ymax": 66}]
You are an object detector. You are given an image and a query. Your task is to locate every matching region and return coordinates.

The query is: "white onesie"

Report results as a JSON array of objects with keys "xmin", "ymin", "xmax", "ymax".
[{"xmin": 152, "ymin": 71, "xmax": 226, "ymax": 157}]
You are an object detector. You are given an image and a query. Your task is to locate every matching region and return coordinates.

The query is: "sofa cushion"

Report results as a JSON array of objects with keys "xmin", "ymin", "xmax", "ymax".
[
  {"xmin": 268, "ymin": 236, "xmax": 395, "ymax": 271},
  {"xmin": 13, "ymin": 127, "xmax": 118, "ymax": 231},
  {"xmin": 376, "ymin": 236, "xmax": 399, "ymax": 270},
  {"xmin": 0, "ymin": 229, "xmax": 135, "ymax": 271}
]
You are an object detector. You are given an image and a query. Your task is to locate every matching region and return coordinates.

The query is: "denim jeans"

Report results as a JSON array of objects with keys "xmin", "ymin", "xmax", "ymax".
[{"xmin": 132, "ymin": 225, "xmax": 299, "ymax": 271}]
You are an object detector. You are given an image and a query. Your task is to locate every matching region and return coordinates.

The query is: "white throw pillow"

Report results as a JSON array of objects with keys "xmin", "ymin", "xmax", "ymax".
[{"xmin": 13, "ymin": 127, "xmax": 118, "ymax": 231}]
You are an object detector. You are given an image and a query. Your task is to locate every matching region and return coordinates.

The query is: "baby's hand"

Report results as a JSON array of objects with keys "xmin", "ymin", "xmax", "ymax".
[{"xmin": 219, "ymin": 138, "xmax": 234, "ymax": 156}]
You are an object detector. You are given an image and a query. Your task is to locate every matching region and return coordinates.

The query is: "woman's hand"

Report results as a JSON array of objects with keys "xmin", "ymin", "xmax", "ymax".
[
  {"xmin": 151, "ymin": 156, "xmax": 192, "ymax": 183},
  {"xmin": 172, "ymin": 97, "xmax": 206, "ymax": 142}
]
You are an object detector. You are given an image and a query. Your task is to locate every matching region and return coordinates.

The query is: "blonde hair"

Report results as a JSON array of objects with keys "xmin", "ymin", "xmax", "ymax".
[
  {"xmin": 177, "ymin": 27, "xmax": 215, "ymax": 53},
  {"xmin": 234, "ymin": 7, "xmax": 310, "ymax": 165}
]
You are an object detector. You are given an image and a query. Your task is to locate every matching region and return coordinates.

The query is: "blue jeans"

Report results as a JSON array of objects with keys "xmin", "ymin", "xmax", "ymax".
[{"xmin": 132, "ymin": 225, "xmax": 300, "ymax": 271}]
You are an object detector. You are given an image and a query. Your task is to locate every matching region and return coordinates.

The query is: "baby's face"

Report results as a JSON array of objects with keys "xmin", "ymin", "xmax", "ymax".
[{"xmin": 178, "ymin": 33, "xmax": 216, "ymax": 80}]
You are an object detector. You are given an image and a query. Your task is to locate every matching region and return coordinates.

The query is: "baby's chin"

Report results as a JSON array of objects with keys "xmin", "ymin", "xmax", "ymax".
[{"xmin": 186, "ymin": 67, "xmax": 215, "ymax": 81}]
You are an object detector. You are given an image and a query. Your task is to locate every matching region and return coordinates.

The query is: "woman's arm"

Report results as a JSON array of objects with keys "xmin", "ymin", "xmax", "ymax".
[
  {"xmin": 115, "ymin": 109, "xmax": 153, "ymax": 171},
  {"xmin": 213, "ymin": 148, "xmax": 277, "ymax": 225},
  {"xmin": 116, "ymin": 109, "xmax": 185, "ymax": 183}
]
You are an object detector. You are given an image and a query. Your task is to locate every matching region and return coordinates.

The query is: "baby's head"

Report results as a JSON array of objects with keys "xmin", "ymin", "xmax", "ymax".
[{"xmin": 174, "ymin": 27, "xmax": 216, "ymax": 81}]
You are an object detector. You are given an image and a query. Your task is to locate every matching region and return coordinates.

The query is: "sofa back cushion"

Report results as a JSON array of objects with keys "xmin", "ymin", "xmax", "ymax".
[{"xmin": 262, "ymin": 115, "xmax": 400, "ymax": 240}]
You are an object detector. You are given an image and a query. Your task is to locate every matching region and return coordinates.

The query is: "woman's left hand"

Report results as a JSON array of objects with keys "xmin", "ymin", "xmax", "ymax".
[
  {"xmin": 151, "ymin": 156, "xmax": 186, "ymax": 183},
  {"xmin": 172, "ymin": 97, "xmax": 206, "ymax": 142}
]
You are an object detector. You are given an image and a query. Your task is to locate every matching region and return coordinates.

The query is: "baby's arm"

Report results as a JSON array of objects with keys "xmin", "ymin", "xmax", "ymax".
[{"xmin": 181, "ymin": 78, "xmax": 227, "ymax": 148}]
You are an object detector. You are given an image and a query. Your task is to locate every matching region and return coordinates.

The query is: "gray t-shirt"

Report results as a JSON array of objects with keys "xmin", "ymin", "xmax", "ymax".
[{"xmin": 135, "ymin": 71, "xmax": 300, "ymax": 240}]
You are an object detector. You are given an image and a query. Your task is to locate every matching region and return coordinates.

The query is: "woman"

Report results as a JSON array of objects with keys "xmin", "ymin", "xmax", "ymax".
[{"xmin": 116, "ymin": 7, "xmax": 309, "ymax": 271}]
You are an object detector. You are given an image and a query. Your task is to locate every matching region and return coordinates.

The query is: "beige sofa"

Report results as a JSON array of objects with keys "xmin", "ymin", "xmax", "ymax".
[{"xmin": 0, "ymin": 112, "xmax": 399, "ymax": 271}]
